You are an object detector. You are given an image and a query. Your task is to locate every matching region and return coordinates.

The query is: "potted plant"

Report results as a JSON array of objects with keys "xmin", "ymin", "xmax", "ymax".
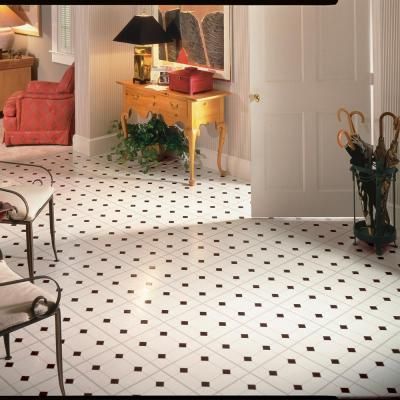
[{"xmin": 108, "ymin": 111, "xmax": 193, "ymax": 173}]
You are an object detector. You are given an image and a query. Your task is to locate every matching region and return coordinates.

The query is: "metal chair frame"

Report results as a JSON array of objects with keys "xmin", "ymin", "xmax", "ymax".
[
  {"xmin": 0, "ymin": 161, "xmax": 58, "ymax": 281},
  {"xmin": 0, "ymin": 249, "xmax": 65, "ymax": 395}
]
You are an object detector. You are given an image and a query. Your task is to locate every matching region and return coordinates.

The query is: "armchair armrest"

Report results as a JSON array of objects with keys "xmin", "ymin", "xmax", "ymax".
[
  {"xmin": 3, "ymin": 91, "xmax": 24, "ymax": 118},
  {"xmin": 0, "ymin": 161, "xmax": 54, "ymax": 185},
  {"xmin": 0, "ymin": 248, "xmax": 62, "ymax": 319},
  {"xmin": 22, "ymin": 92, "xmax": 74, "ymax": 101},
  {"xmin": 0, "ymin": 276, "xmax": 62, "ymax": 319},
  {"xmin": 26, "ymin": 81, "xmax": 59, "ymax": 94}
]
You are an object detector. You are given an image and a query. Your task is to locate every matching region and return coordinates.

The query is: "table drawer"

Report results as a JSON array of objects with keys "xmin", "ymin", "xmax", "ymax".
[
  {"xmin": 125, "ymin": 88, "xmax": 155, "ymax": 111},
  {"xmin": 160, "ymin": 111, "xmax": 188, "ymax": 126},
  {"xmin": 155, "ymin": 96, "xmax": 188, "ymax": 119}
]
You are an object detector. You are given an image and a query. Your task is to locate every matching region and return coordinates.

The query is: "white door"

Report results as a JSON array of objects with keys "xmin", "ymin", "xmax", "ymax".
[{"xmin": 250, "ymin": 1, "xmax": 371, "ymax": 217}]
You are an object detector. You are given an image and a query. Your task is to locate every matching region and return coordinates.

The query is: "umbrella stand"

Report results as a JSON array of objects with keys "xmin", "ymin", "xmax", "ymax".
[
  {"xmin": 351, "ymin": 164, "xmax": 397, "ymax": 255},
  {"xmin": 338, "ymin": 109, "xmax": 398, "ymax": 254}
]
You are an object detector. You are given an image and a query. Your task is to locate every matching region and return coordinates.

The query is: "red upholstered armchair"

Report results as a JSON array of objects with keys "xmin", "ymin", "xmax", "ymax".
[{"xmin": 3, "ymin": 64, "xmax": 75, "ymax": 146}]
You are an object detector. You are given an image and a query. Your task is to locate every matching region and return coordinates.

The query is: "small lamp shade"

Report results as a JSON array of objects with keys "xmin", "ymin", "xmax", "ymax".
[
  {"xmin": 0, "ymin": 5, "xmax": 25, "ymax": 54},
  {"xmin": 0, "ymin": 5, "xmax": 25, "ymax": 28},
  {"xmin": 113, "ymin": 15, "xmax": 172, "ymax": 45},
  {"xmin": 113, "ymin": 14, "xmax": 172, "ymax": 84}
]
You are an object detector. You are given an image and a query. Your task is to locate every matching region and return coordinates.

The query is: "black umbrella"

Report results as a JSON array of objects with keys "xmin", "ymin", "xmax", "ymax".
[
  {"xmin": 378, "ymin": 114, "xmax": 400, "ymax": 225},
  {"xmin": 337, "ymin": 108, "xmax": 375, "ymax": 229}
]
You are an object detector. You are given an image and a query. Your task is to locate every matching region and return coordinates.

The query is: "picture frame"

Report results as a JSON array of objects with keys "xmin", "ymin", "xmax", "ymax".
[
  {"xmin": 158, "ymin": 71, "xmax": 170, "ymax": 86},
  {"xmin": 152, "ymin": 5, "xmax": 232, "ymax": 81},
  {"xmin": 8, "ymin": 5, "xmax": 41, "ymax": 37}
]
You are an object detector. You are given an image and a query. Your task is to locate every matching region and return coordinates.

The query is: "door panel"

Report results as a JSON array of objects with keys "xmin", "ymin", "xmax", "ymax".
[
  {"xmin": 265, "ymin": 113, "xmax": 305, "ymax": 192},
  {"xmin": 263, "ymin": 7, "xmax": 303, "ymax": 82},
  {"xmin": 250, "ymin": 1, "xmax": 370, "ymax": 217}
]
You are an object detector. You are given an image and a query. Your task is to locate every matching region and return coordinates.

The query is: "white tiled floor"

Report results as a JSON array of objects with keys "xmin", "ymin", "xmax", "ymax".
[{"xmin": 0, "ymin": 149, "xmax": 399, "ymax": 396}]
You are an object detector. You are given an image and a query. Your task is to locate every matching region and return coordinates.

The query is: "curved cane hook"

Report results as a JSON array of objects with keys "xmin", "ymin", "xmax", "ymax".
[
  {"xmin": 379, "ymin": 111, "xmax": 397, "ymax": 139},
  {"xmin": 350, "ymin": 110, "xmax": 365, "ymax": 134},
  {"xmin": 337, "ymin": 129, "xmax": 355, "ymax": 150},
  {"xmin": 337, "ymin": 107, "xmax": 356, "ymax": 136}
]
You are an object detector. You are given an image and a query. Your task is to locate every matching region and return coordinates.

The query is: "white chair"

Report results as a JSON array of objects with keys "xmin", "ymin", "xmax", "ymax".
[
  {"xmin": 0, "ymin": 161, "xmax": 58, "ymax": 281},
  {"xmin": 0, "ymin": 248, "xmax": 65, "ymax": 395}
]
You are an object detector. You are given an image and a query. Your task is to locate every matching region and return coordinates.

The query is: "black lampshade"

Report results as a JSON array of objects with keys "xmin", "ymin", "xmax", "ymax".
[{"xmin": 113, "ymin": 15, "xmax": 172, "ymax": 45}]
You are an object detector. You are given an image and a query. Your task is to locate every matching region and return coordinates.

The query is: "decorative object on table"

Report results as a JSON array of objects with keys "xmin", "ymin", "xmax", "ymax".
[
  {"xmin": 2, "ymin": 63, "xmax": 74, "ymax": 145},
  {"xmin": 7, "ymin": 5, "xmax": 41, "ymax": 37},
  {"xmin": 108, "ymin": 110, "xmax": 192, "ymax": 173},
  {"xmin": 168, "ymin": 66, "xmax": 214, "ymax": 95},
  {"xmin": 158, "ymin": 71, "xmax": 169, "ymax": 85},
  {"xmin": 337, "ymin": 107, "xmax": 399, "ymax": 255},
  {"xmin": 113, "ymin": 13, "xmax": 172, "ymax": 84},
  {"xmin": 0, "ymin": 5, "xmax": 25, "ymax": 58},
  {"xmin": 153, "ymin": 5, "xmax": 232, "ymax": 80}
]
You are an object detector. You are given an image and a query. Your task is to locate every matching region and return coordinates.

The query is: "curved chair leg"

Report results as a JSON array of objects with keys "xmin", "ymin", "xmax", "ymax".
[
  {"xmin": 55, "ymin": 309, "xmax": 65, "ymax": 396},
  {"xmin": 3, "ymin": 333, "xmax": 11, "ymax": 360},
  {"xmin": 26, "ymin": 222, "xmax": 34, "ymax": 282},
  {"xmin": 49, "ymin": 197, "xmax": 58, "ymax": 262}
]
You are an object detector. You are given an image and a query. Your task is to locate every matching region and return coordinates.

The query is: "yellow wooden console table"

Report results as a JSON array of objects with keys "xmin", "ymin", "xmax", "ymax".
[{"xmin": 117, "ymin": 80, "xmax": 230, "ymax": 186}]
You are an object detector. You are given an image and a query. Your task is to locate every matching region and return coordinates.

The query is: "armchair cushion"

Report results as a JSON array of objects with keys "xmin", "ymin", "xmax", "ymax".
[
  {"xmin": 0, "ymin": 260, "xmax": 55, "ymax": 331},
  {"xmin": 0, "ymin": 184, "xmax": 54, "ymax": 221}
]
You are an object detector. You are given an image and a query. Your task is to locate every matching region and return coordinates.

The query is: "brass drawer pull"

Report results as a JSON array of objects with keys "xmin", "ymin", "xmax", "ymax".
[{"xmin": 170, "ymin": 102, "xmax": 179, "ymax": 110}]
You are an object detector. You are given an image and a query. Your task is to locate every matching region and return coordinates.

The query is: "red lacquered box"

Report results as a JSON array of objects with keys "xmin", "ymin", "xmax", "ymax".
[{"xmin": 168, "ymin": 67, "xmax": 214, "ymax": 95}]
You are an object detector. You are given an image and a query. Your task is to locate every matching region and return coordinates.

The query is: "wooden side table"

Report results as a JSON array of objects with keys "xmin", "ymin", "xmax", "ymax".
[
  {"xmin": 0, "ymin": 56, "xmax": 35, "ymax": 111},
  {"xmin": 117, "ymin": 80, "xmax": 230, "ymax": 186}
]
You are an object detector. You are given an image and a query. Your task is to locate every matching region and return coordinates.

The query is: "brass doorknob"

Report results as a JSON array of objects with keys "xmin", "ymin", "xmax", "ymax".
[{"xmin": 251, "ymin": 94, "xmax": 261, "ymax": 103}]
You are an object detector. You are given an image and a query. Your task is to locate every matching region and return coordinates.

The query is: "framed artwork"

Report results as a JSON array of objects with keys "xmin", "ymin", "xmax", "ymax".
[
  {"xmin": 152, "ymin": 5, "xmax": 232, "ymax": 81},
  {"xmin": 8, "ymin": 5, "xmax": 41, "ymax": 37}
]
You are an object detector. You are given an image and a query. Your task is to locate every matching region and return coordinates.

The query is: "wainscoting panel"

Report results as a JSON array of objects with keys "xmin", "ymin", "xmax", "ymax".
[{"xmin": 379, "ymin": 0, "xmax": 400, "ymax": 215}]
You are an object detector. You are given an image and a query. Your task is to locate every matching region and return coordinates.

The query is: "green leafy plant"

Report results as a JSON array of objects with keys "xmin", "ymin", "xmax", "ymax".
[{"xmin": 108, "ymin": 113, "xmax": 193, "ymax": 173}]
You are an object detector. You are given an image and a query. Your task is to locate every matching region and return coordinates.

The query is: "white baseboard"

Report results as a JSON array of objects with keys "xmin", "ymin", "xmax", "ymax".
[
  {"xmin": 198, "ymin": 147, "xmax": 251, "ymax": 181},
  {"xmin": 73, "ymin": 133, "xmax": 118, "ymax": 156}
]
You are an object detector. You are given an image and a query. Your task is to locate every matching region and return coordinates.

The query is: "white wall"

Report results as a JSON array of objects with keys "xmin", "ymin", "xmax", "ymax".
[
  {"xmin": 13, "ymin": 5, "xmax": 68, "ymax": 82},
  {"xmin": 73, "ymin": 5, "xmax": 142, "ymax": 154}
]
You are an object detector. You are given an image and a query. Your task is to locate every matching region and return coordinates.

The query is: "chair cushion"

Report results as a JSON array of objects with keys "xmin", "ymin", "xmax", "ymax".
[
  {"xmin": 0, "ymin": 184, "xmax": 54, "ymax": 221},
  {"xmin": 0, "ymin": 259, "xmax": 55, "ymax": 331}
]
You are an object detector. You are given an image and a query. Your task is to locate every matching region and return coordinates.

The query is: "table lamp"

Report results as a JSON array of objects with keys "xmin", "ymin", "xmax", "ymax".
[
  {"xmin": 0, "ymin": 5, "xmax": 25, "ymax": 58},
  {"xmin": 113, "ymin": 14, "xmax": 172, "ymax": 84}
]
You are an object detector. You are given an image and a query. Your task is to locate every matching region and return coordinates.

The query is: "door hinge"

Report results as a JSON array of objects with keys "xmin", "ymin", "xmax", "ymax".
[{"xmin": 369, "ymin": 72, "xmax": 374, "ymax": 85}]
